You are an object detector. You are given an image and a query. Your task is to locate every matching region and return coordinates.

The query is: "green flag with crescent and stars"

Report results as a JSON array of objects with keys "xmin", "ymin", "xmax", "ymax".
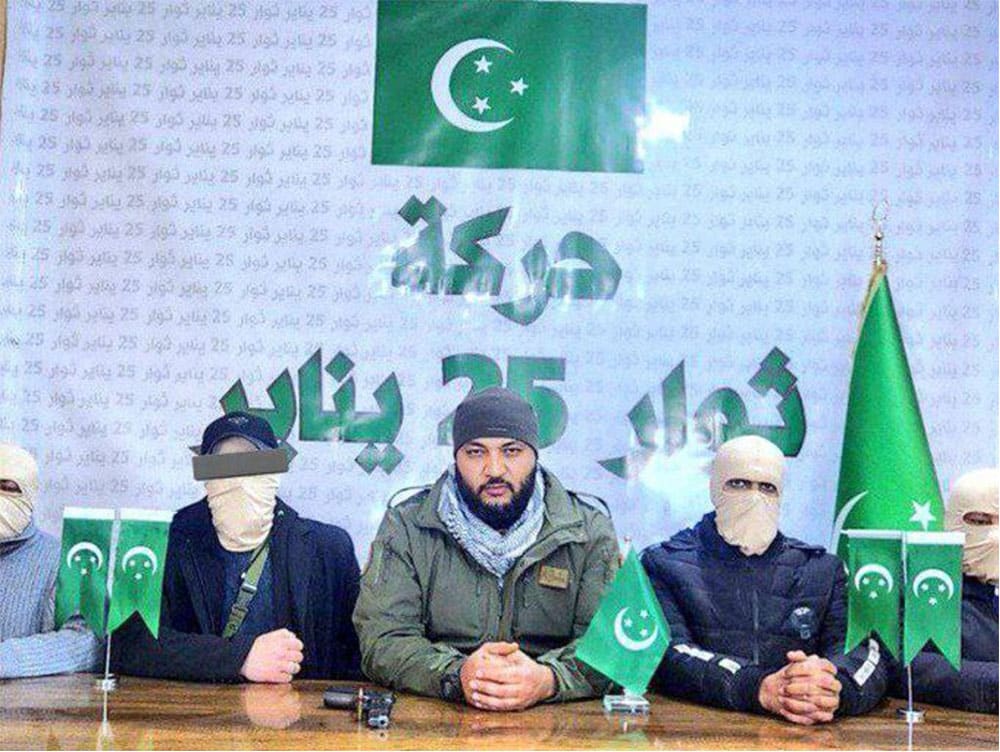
[
  {"xmin": 55, "ymin": 507, "xmax": 114, "ymax": 635},
  {"xmin": 903, "ymin": 532, "xmax": 964, "ymax": 670},
  {"xmin": 576, "ymin": 548, "xmax": 669, "ymax": 695},
  {"xmin": 372, "ymin": 0, "xmax": 647, "ymax": 173},
  {"xmin": 831, "ymin": 263, "xmax": 944, "ymax": 559},
  {"xmin": 106, "ymin": 509, "xmax": 172, "ymax": 638},
  {"xmin": 845, "ymin": 530, "xmax": 902, "ymax": 658}
]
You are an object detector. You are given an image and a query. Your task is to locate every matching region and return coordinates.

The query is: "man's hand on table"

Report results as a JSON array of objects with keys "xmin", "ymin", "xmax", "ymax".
[
  {"xmin": 240, "ymin": 629, "xmax": 304, "ymax": 684},
  {"xmin": 460, "ymin": 642, "xmax": 557, "ymax": 711},
  {"xmin": 759, "ymin": 651, "xmax": 841, "ymax": 725}
]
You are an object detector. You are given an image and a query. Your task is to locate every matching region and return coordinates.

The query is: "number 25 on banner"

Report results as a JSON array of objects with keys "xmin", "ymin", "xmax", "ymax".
[{"xmin": 436, "ymin": 355, "xmax": 567, "ymax": 449}]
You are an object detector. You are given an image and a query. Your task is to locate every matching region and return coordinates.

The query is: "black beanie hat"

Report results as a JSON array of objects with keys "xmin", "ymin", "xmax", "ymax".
[{"xmin": 452, "ymin": 387, "xmax": 539, "ymax": 455}]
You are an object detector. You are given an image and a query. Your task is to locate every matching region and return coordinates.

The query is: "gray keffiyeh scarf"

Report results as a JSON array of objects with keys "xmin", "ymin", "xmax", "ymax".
[{"xmin": 437, "ymin": 465, "xmax": 546, "ymax": 582}]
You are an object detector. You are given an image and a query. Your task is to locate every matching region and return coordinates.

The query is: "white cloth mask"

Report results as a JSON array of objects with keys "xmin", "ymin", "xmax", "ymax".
[
  {"xmin": 710, "ymin": 436, "xmax": 785, "ymax": 556},
  {"xmin": 0, "ymin": 443, "xmax": 39, "ymax": 540},
  {"xmin": 945, "ymin": 468, "xmax": 999, "ymax": 585},
  {"xmin": 205, "ymin": 474, "xmax": 279, "ymax": 552}
]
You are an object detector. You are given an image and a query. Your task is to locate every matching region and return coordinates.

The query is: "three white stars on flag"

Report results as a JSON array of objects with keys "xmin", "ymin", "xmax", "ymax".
[
  {"xmin": 623, "ymin": 609, "xmax": 652, "ymax": 637},
  {"xmin": 470, "ymin": 55, "xmax": 528, "ymax": 117}
]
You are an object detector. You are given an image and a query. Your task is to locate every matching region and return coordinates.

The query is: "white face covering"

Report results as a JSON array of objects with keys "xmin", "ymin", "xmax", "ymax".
[
  {"xmin": 710, "ymin": 436, "xmax": 785, "ymax": 556},
  {"xmin": 203, "ymin": 437, "xmax": 279, "ymax": 552},
  {"xmin": 0, "ymin": 443, "xmax": 39, "ymax": 541},
  {"xmin": 945, "ymin": 468, "xmax": 999, "ymax": 586}
]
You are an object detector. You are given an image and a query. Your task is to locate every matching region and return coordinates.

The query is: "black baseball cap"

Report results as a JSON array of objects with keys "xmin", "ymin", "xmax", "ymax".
[{"xmin": 199, "ymin": 412, "xmax": 278, "ymax": 455}]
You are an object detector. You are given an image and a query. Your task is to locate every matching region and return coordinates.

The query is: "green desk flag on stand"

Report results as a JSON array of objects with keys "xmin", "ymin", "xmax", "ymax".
[
  {"xmin": 845, "ymin": 530, "xmax": 902, "ymax": 657},
  {"xmin": 106, "ymin": 509, "xmax": 173, "ymax": 638},
  {"xmin": 55, "ymin": 507, "xmax": 115, "ymax": 635},
  {"xmin": 576, "ymin": 549, "xmax": 669, "ymax": 696},
  {"xmin": 903, "ymin": 532, "xmax": 964, "ymax": 670},
  {"xmin": 372, "ymin": 0, "xmax": 647, "ymax": 173},
  {"xmin": 831, "ymin": 261, "xmax": 944, "ymax": 559}
]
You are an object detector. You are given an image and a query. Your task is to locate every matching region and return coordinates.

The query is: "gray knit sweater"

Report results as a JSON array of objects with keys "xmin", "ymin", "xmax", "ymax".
[{"xmin": 0, "ymin": 521, "xmax": 103, "ymax": 677}]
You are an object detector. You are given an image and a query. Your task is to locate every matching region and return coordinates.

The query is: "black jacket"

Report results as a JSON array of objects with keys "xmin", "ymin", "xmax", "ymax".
[
  {"xmin": 641, "ymin": 513, "xmax": 887, "ymax": 716},
  {"xmin": 889, "ymin": 576, "xmax": 998, "ymax": 713},
  {"xmin": 111, "ymin": 498, "xmax": 361, "ymax": 682}
]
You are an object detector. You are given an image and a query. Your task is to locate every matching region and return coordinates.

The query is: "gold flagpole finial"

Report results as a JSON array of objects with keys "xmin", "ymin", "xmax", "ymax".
[{"xmin": 871, "ymin": 198, "xmax": 889, "ymax": 272}]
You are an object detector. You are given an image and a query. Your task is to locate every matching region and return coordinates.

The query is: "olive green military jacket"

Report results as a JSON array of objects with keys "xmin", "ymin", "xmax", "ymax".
[{"xmin": 353, "ymin": 468, "xmax": 619, "ymax": 702}]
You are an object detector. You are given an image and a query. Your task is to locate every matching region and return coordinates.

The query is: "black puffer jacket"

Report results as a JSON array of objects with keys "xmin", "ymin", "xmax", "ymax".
[
  {"xmin": 641, "ymin": 513, "xmax": 887, "ymax": 716},
  {"xmin": 889, "ymin": 575, "xmax": 998, "ymax": 713}
]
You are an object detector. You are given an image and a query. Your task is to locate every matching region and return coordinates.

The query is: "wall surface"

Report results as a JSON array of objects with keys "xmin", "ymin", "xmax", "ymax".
[{"xmin": 1, "ymin": 0, "xmax": 997, "ymax": 558}]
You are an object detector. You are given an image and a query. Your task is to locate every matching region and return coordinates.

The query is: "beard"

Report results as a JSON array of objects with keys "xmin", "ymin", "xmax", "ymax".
[{"xmin": 457, "ymin": 467, "xmax": 537, "ymax": 532}]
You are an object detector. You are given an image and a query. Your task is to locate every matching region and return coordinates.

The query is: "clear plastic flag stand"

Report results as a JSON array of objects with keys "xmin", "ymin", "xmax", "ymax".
[
  {"xmin": 896, "ymin": 664, "xmax": 925, "ymax": 724},
  {"xmin": 602, "ymin": 690, "xmax": 650, "ymax": 714},
  {"xmin": 896, "ymin": 531, "xmax": 924, "ymax": 726},
  {"xmin": 94, "ymin": 517, "xmax": 118, "ymax": 694},
  {"xmin": 94, "ymin": 634, "xmax": 117, "ymax": 692}
]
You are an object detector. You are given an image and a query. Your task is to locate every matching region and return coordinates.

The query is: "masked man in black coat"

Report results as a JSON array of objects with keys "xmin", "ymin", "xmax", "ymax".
[
  {"xmin": 890, "ymin": 468, "xmax": 998, "ymax": 713},
  {"xmin": 642, "ymin": 436, "xmax": 887, "ymax": 724},
  {"xmin": 112, "ymin": 412, "xmax": 361, "ymax": 682}
]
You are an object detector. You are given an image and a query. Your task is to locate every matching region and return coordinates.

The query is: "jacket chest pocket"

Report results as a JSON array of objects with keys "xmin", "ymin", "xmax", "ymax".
[
  {"xmin": 425, "ymin": 555, "xmax": 494, "ymax": 642},
  {"xmin": 513, "ymin": 556, "xmax": 577, "ymax": 642}
]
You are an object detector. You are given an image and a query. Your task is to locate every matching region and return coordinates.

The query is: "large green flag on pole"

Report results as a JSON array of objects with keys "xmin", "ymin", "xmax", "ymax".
[
  {"xmin": 576, "ymin": 549, "xmax": 669, "ymax": 695},
  {"xmin": 831, "ymin": 262, "xmax": 944, "ymax": 558},
  {"xmin": 844, "ymin": 530, "xmax": 902, "ymax": 657},
  {"xmin": 372, "ymin": 0, "xmax": 647, "ymax": 173},
  {"xmin": 903, "ymin": 532, "xmax": 964, "ymax": 670},
  {"xmin": 55, "ymin": 507, "xmax": 115, "ymax": 635},
  {"xmin": 106, "ymin": 509, "xmax": 173, "ymax": 638}
]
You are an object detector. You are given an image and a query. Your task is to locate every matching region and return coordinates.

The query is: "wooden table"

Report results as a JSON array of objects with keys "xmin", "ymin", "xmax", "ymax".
[{"xmin": 0, "ymin": 675, "xmax": 995, "ymax": 750}]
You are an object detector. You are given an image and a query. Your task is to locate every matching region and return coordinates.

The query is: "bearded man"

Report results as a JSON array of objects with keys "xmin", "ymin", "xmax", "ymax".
[
  {"xmin": 354, "ymin": 387, "xmax": 619, "ymax": 710},
  {"xmin": 642, "ymin": 435, "xmax": 887, "ymax": 724},
  {"xmin": 111, "ymin": 412, "xmax": 360, "ymax": 682}
]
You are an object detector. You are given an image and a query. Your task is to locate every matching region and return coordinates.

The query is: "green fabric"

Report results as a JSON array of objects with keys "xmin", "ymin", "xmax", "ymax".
[
  {"xmin": 372, "ymin": 0, "xmax": 647, "ymax": 173},
  {"xmin": 832, "ymin": 269, "xmax": 944, "ymax": 559},
  {"xmin": 221, "ymin": 541, "xmax": 269, "ymax": 640},
  {"xmin": 353, "ymin": 468, "xmax": 619, "ymax": 701},
  {"xmin": 107, "ymin": 510, "xmax": 173, "ymax": 638},
  {"xmin": 903, "ymin": 533, "xmax": 964, "ymax": 670},
  {"xmin": 844, "ymin": 531, "xmax": 902, "ymax": 658},
  {"xmin": 55, "ymin": 509, "xmax": 114, "ymax": 635},
  {"xmin": 575, "ymin": 548, "xmax": 668, "ymax": 696}
]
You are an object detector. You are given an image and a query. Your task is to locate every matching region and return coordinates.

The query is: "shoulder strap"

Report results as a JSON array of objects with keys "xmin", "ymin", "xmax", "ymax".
[{"xmin": 222, "ymin": 541, "xmax": 270, "ymax": 639}]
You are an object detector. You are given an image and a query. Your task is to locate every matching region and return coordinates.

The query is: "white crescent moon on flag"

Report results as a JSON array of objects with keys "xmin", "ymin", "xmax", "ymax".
[
  {"xmin": 830, "ymin": 491, "xmax": 868, "ymax": 551},
  {"xmin": 912, "ymin": 568, "xmax": 955, "ymax": 600},
  {"xmin": 430, "ymin": 38, "xmax": 514, "ymax": 133},
  {"xmin": 121, "ymin": 545, "xmax": 159, "ymax": 576},
  {"xmin": 613, "ymin": 607, "xmax": 658, "ymax": 652},
  {"xmin": 66, "ymin": 541, "xmax": 104, "ymax": 571},
  {"xmin": 853, "ymin": 563, "xmax": 894, "ymax": 593}
]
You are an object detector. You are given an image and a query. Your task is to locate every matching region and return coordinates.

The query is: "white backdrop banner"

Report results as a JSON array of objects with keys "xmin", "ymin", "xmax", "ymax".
[{"xmin": 1, "ymin": 0, "xmax": 997, "ymax": 559}]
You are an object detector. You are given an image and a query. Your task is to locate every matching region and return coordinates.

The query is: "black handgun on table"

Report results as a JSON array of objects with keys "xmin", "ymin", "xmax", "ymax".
[{"xmin": 323, "ymin": 686, "xmax": 396, "ymax": 729}]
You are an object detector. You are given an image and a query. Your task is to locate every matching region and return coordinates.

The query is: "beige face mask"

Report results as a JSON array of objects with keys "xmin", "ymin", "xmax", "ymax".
[
  {"xmin": 0, "ymin": 443, "xmax": 39, "ymax": 541},
  {"xmin": 945, "ymin": 468, "xmax": 999, "ymax": 586},
  {"xmin": 203, "ymin": 436, "xmax": 279, "ymax": 552},
  {"xmin": 710, "ymin": 436, "xmax": 785, "ymax": 556},
  {"xmin": 205, "ymin": 474, "xmax": 280, "ymax": 552}
]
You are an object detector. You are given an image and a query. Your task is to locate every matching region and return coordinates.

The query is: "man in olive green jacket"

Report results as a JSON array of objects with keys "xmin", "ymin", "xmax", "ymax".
[{"xmin": 354, "ymin": 388, "xmax": 619, "ymax": 711}]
